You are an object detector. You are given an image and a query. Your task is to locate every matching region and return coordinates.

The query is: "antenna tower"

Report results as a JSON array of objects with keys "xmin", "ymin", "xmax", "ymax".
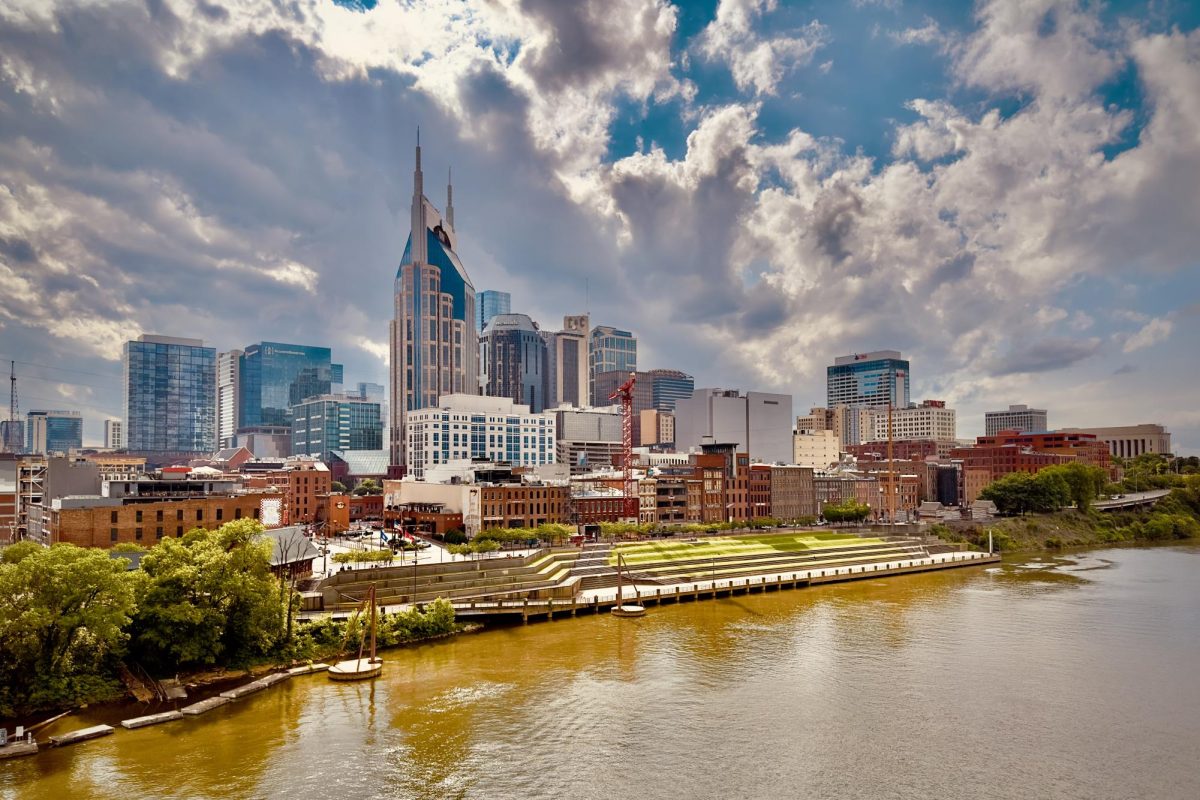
[{"xmin": 3, "ymin": 361, "xmax": 17, "ymax": 453}]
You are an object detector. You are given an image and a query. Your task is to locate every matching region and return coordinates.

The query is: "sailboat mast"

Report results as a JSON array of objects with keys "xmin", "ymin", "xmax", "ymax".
[
  {"xmin": 616, "ymin": 552, "xmax": 624, "ymax": 605},
  {"xmin": 369, "ymin": 584, "xmax": 378, "ymax": 661}
]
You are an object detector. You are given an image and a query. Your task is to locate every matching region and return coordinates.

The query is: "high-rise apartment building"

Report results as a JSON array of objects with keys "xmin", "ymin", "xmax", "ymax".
[
  {"xmin": 480, "ymin": 313, "xmax": 547, "ymax": 412},
  {"xmin": 123, "ymin": 334, "xmax": 216, "ymax": 454},
  {"xmin": 589, "ymin": 325, "xmax": 637, "ymax": 406},
  {"xmin": 216, "ymin": 349, "xmax": 242, "ymax": 447},
  {"xmin": 827, "ymin": 350, "xmax": 910, "ymax": 409},
  {"xmin": 477, "ymin": 290, "xmax": 511, "ymax": 333},
  {"xmin": 542, "ymin": 314, "xmax": 589, "ymax": 409},
  {"xmin": 389, "ymin": 140, "xmax": 478, "ymax": 467},
  {"xmin": 25, "ymin": 411, "xmax": 83, "ymax": 454},
  {"xmin": 404, "ymin": 394, "xmax": 555, "ymax": 479},
  {"xmin": 984, "ymin": 404, "xmax": 1048, "ymax": 436},
  {"xmin": 104, "ymin": 419, "xmax": 123, "ymax": 449},
  {"xmin": 290, "ymin": 394, "xmax": 383, "ymax": 464}
]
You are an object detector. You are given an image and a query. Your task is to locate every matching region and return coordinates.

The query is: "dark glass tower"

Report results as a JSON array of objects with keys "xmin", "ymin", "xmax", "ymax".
[{"xmin": 481, "ymin": 313, "xmax": 547, "ymax": 412}]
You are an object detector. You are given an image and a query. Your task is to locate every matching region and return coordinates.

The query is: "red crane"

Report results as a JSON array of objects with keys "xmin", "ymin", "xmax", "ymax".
[{"xmin": 607, "ymin": 372, "xmax": 638, "ymax": 521}]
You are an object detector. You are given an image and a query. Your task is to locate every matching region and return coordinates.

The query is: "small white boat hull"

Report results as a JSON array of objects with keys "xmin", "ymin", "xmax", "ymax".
[
  {"xmin": 611, "ymin": 604, "xmax": 647, "ymax": 618},
  {"xmin": 328, "ymin": 658, "xmax": 383, "ymax": 681}
]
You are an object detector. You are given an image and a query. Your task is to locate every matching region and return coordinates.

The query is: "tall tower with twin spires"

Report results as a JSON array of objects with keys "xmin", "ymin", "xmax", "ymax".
[{"xmin": 389, "ymin": 136, "xmax": 477, "ymax": 467}]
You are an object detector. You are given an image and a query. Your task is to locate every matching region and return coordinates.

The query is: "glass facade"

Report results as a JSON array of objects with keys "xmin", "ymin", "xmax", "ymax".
[
  {"xmin": 826, "ymin": 351, "xmax": 910, "ymax": 409},
  {"xmin": 238, "ymin": 342, "xmax": 342, "ymax": 429},
  {"xmin": 648, "ymin": 369, "xmax": 695, "ymax": 412},
  {"xmin": 123, "ymin": 335, "xmax": 216, "ymax": 453},
  {"xmin": 481, "ymin": 314, "xmax": 547, "ymax": 412},
  {"xmin": 477, "ymin": 290, "xmax": 511, "ymax": 333},
  {"xmin": 25, "ymin": 411, "xmax": 83, "ymax": 454},
  {"xmin": 291, "ymin": 395, "xmax": 383, "ymax": 463},
  {"xmin": 589, "ymin": 325, "xmax": 637, "ymax": 405}
]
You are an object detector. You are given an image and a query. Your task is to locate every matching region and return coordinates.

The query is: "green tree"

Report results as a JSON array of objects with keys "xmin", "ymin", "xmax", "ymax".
[
  {"xmin": 1040, "ymin": 463, "xmax": 1107, "ymax": 511},
  {"xmin": 0, "ymin": 544, "xmax": 138, "ymax": 715},
  {"xmin": 981, "ymin": 470, "xmax": 1071, "ymax": 515},
  {"xmin": 330, "ymin": 480, "xmax": 347, "ymax": 493},
  {"xmin": 822, "ymin": 499, "xmax": 871, "ymax": 524},
  {"xmin": 352, "ymin": 478, "xmax": 383, "ymax": 496},
  {"xmin": 129, "ymin": 520, "xmax": 285, "ymax": 671},
  {"xmin": 1, "ymin": 540, "xmax": 43, "ymax": 564}
]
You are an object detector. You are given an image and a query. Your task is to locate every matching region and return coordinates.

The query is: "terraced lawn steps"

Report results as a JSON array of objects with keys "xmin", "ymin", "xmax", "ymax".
[{"xmin": 610, "ymin": 533, "xmax": 886, "ymax": 566}]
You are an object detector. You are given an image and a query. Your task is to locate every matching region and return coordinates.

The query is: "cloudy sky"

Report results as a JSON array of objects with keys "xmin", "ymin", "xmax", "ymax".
[{"xmin": 1, "ymin": 0, "xmax": 1197, "ymax": 451}]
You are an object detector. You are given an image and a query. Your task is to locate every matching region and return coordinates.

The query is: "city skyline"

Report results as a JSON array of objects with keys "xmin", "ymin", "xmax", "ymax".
[{"xmin": 1, "ymin": 1, "xmax": 1198, "ymax": 453}]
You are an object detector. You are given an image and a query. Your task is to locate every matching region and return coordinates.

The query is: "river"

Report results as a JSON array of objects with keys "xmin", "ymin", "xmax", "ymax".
[{"xmin": 4, "ymin": 544, "xmax": 1199, "ymax": 800}]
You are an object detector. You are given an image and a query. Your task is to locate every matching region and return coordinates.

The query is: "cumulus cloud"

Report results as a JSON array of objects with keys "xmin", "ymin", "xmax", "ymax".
[
  {"xmin": 696, "ymin": 0, "xmax": 828, "ymax": 96},
  {"xmin": 1122, "ymin": 317, "xmax": 1173, "ymax": 353}
]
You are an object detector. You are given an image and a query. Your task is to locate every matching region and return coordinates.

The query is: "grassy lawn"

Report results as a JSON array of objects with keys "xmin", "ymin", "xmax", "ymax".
[{"xmin": 610, "ymin": 532, "xmax": 883, "ymax": 567}]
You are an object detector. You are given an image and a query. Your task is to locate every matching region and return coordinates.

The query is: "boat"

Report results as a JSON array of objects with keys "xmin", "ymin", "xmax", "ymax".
[
  {"xmin": 329, "ymin": 584, "xmax": 384, "ymax": 681},
  {"xmin": 610, "ymin": 551, "xmax": 646, "ymax": 618}
]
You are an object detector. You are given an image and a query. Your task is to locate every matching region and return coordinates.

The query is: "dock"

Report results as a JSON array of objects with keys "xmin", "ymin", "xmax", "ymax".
[
  {"xmin": 48, "ymin": 724, "xmax": 114, "ymax": 747},
  {"xmin": 0, "ymin": 740, "xmax": 39, "ymax": 760},
  {"xmin": 120, "ymin": 711, "xmax": 184, "ymax": 730},
  {"xmin": 181, "ymin": 696, "xmax": 232, "ymax": 716},
  {"xmin": 219, "ymin": 671, "xmax": 290, "ymax": 700}
]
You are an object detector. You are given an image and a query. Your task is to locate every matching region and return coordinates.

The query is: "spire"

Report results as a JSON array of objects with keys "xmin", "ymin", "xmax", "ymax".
[
  {"xmin": 411, "ymin": 128, "xmax": 427, "ymax": 265},
  {"xmin": 446, "ymin": 166, "xmax": 455, "ymax": 229}
]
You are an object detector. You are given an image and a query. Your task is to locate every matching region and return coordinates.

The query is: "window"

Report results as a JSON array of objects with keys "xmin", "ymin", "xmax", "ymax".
[
  {"xmin": 216, "ymin": 508, "xmax": 223, "ymax": 521},
  {"xmin": 156, "ymin": 509, "xmax": 163, "ymax": 522},
  {"xmin": 135, "ymin": 510, "xmax": 143, "ymax": 523},
  {"xmin": 110, "ymin": 510, "xmax": 118, "ymax": 523},
  {"xmin": 197, "ymin": 509, "xmax": 203, "ymax": 521},
  {"xmin": 253, "ymin": 507, "xmax": 260, "ymax": 520},
  {"xmin": 156, "ymin": 526, "xmax": 163, "ymax": 539},
  {"xmin": 177, "ymin": 526, "xmax": 183, "ymax": 536},
  {"xmin": 177, "ymin": 509, "xmax": 183, "ymax": 521},
  {"xmin": 235, "ymin": 507, "xmax": 243, "ymax": 520},
  {"xmin": 135, "ymin": 527, "xmax": 143, "ymax": 540},
  {"xmin": 110, "ymin": 528, "xmax": 118, "ymax": 542}
]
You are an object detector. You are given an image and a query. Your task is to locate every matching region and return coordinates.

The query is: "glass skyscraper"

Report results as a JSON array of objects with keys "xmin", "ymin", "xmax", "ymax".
[
  {"xmin": 826, "ymin": 350, "xmax": 910, "ymax": 409},
  {"xmin": 123, "ymin": 334, "xmax": 216, "ymax": 453},
  {"xmin": 647, "ymin": 369, "xmax": 695, "ymax": 412},
  {"xmin": 477, "ymin": 290, "xmax": 511, "ymax": 333},
  {"xmin": 589, "ymin": 325, "xmax": 637, "ymax": 406},
  {"xmin": 389, "ymin": 139, "xmax": 478, "ymax": 466},
  {"xmin": 481, "ymin": 313, "xmax": 548, "ymax": 412},
  {"xmin": 25, "ymin": 410, "xmax": 83, "ymax": 454},
  {"xmin": 238, "ymin": 342, "xmax": 343, "ymax": 428},
  {"xmin": 290, "ymin": 395, "xmax": 383, "ymax": 463}
]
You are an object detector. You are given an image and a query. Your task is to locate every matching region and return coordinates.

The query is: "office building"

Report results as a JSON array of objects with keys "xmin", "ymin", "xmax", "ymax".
[
  {"xmin": 673, "ymin": 388, "xmax": 793, "ymax": 464},
  {"xmin": 25, "ymin": 410, "xmax": 83, "ymax": 454},
  {"xmin": 589, "ymin": 325, "xmax": 637, "ymax": 405},
  {"xmin": 290, "ymin": 394, "xmax": 383, "ymax": 464},
  {"xmin": 123, "ymin": 334, "xmax": 216, "ymax": 455},
  {"xmin": 389, "ymin": 140, "xmax": 478, "ymax": 466},
  {"xmin": 104, "ymin": 418, "xmax": 123, "ymax": 450},
  {"xmin": 1058, "ymin": 424, "xmax": 1172, "ymax": 459},
  {"xmin": 404, "ymin": 394, "xmax": 554, "ymax": 479},
  {"xmin": 480, "ymin": 313, "xmax": 548, "ymax": 411},
  {"xmin": 477, "ymin": 290, "xmax": 511, "ymax": 333},
  {"xmin": 827, "ymin": 350, "xmax": 910, "ymax": 409},
  {"xmin": 554, "ymin": 405, "xmax": 623, "ymax": 475},
  {"xmin": 234, "ymin": 342, "xmax": 343, "ymax": 431},
  {"xmin": 541, "ymin": 314, "xmax": 589, "ymax": 409},
  {"xmin": 594, "ymin": 368, "xmax": 694, "ymax": 444},
  {"xmin": 985, "ymin": 404, "xmax": 1049, "ymax": 436},
  {"xmin": 0, "ymin": 420, "xmax": 23, "ymax": 454},
  {"xmin": 873, "ymin": 400, "xmax": 957, "ymax": 443},
  {"xmin": 648, "ymin": 369, "xmax": 695, "ymax": 412},
  {"xmin": 639, "ymin": 409, "xmax": 675, "ymax": 446}
]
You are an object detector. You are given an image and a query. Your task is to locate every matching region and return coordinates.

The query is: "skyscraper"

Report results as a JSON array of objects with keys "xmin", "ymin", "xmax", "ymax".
[
  {"xmin": 589, "ymin": 325, "xmax": 637, "ymax": 406},
  {"xmin": 25, "ymin": 410, "xmax": 83, "ymax": 454},
  {"xmin": 480, "ymin": 313, "xmax": 548, "ymax": 412},
  {"xmin": 389, "ymin": 139, "xmax": 478, "ymax": 466},
  {"xmin": 123, "ymin": 334, "xmax": 216, "ymax": 454},
  {"xmin": 216, "ymin": 349, "xmax": 242, "ymax": 448},
  {"xmin": 542, "ymin": 314, "xmax": 589, "ymax": 409},
  {"xmin": 239, "ymin": 342, "xmax": 342, "ymax": 428},
  {"xmin": 477, "ymin": 290, "xmax": 511, "ymax": 333},
  {"xmin": 290, "ymin": 394, "xmax": 383, "ymax": 464},
  {"xmin": 826, "ymin": 350, "xmax": 910, "ymax": 409},
  {"xmin": 104, "ymin": 418, "xmax": 123, "ymax": 449}
]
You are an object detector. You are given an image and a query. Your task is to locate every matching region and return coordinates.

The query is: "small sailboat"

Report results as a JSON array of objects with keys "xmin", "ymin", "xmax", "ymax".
[
  {"xmin": 611, "ymin": 551, "xmax": 646, "ymax": 618},
  {"xmin": 329, "ymin": 584, "xmax": 384, "ymax": 681}
]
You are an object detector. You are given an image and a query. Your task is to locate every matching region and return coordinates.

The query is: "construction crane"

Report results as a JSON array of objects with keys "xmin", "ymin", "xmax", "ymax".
[
  {"xmin": 2, "ymin": 360, "xmax": 17, "ymax": 453},
  {"xmin": 607, "ymin": 372, "xmax": 638, "ymax": 521}
]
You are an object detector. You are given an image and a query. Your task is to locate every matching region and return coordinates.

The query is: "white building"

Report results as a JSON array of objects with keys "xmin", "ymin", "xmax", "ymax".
[
  {"xmin": 104, "ymin": 419, "xmax": 123, "ymax": 449},
  {"xmin": 984, "ymin": 404, "xmax": 1048, "ymax": 436},
  {"xmin": 874, "ymin": 401, "xmax": 957, "ymax": 442},
  {"xmin": 674, "ymin": 388, "xmax": 794, "ymax": 463},
  {"xmin": 792, "ymin": 429, "xmax": 841, "ymax": 468},
  {"xmin": 1058, "ymin": 424, "xmax": 1172, "ymax": 458},
  {"xmin": 216, "ymin": 349, "xmax": 242, "ymax": 448},
  {"xmin": 405, "ymin": 394, "xmax": 555, "ymax": 479}
]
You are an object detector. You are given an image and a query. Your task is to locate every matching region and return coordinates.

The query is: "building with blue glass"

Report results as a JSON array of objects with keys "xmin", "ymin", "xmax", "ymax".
[
  {"xmin": 123, "ymin": 334, "xmax": 216, "ymax": 454},
  {"xmin": 481, "ymin": 313, "xmax": 547, "ymax": 412},
  {"xmin": 477, "ymin": 290, "xmax": 511, "ymax": 333},
  {"xmin": 26, "ymin": 410, "xmax": 83, "ymax": 454},
  {"xmin": 826, "ymin": 350, "xmax": 910, "ymax": 410},
  {"xmin": 290, "ymin": 394, "xmax": 383, "ymax": 464},
  {"xmin": 390, "ymin": 139, "xmax": 478, "ymax": 466},
  {"xmin": 589, "ymin": 325, "xmax": 637, "ymax": 406}
]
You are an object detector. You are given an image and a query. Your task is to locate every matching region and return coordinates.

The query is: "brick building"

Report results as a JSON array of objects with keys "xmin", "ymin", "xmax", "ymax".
[
  {"xmin": 480, "ymin": 484, "xmax": 568, "ymax": 529},
  {"xmin": 770, "ymin": 465, "xmax": 816, "ymax": 520},
  {"xmin": 48, "ymin": 492, "xmax": 283, "ymax": 548}
]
